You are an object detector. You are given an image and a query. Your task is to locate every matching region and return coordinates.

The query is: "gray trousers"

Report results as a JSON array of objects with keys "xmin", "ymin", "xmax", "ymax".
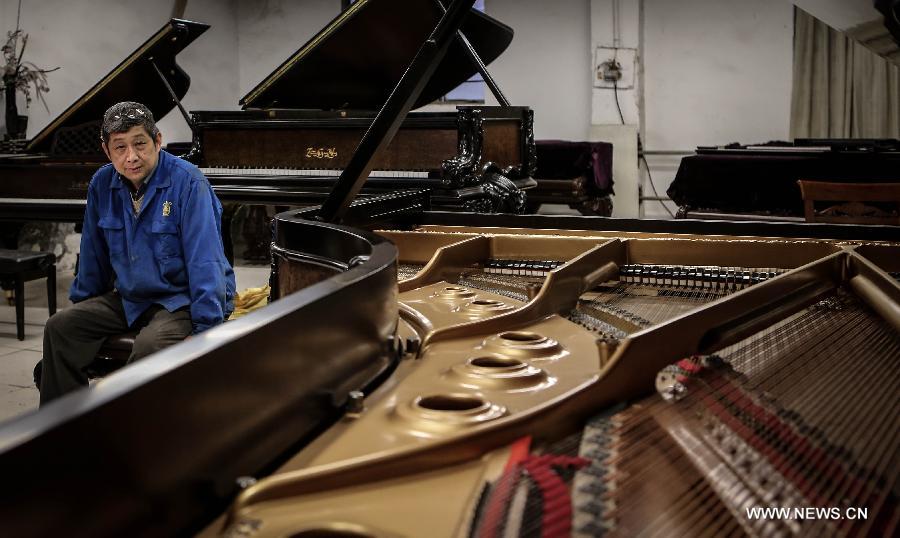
[{"xmin": 39, "ymin": 291, "xmax": 191, "ymax": 405}]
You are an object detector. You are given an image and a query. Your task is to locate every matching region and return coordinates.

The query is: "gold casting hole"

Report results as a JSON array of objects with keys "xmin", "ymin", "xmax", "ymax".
[
  {"xmin": 470, "ymin": 356, "xmax": 523, "ymax": 369},
  {"xmin": 472, "ymin": 299, "xmax": 502, "ymax": 306},
  {"xmin": 444, "ymin": 286, "xmax": 466, "ymax": 291},
  {"xmin": 499, "ymin": 331, "xmax": 544, "ymax": 342},
  {"xmin": 289, "ymin": 530, "xmax": 374, "ymax": 538},
  {"xmin": 417, "ymin": 394, "xmax": 486, "ymax": 412}
]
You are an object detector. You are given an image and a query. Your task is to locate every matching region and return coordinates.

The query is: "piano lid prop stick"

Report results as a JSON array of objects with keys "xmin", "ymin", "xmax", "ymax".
[
  {"xmin": 317, "ymin": 0, "xmax": 478, "ymax": 223},
  {"xmin": 149, "ymin": 56, "xmax": 194, "ymax": 131},
  {"xmin": 432, "ymin": 0, "xmax": 511, "ymax": 107}
]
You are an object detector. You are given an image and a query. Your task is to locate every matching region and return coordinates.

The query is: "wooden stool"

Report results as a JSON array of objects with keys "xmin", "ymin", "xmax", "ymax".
[
  {"xmin": 85, "ymin": 331, "xmax": 137, "ymax": 377},
  {"xmin": 0, "ymin": 249, "xmax": 56, "ymax": 340}
]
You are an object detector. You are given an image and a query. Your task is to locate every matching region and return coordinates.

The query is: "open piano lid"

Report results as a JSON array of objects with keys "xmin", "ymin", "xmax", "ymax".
[
  {"xmin": 240, "ymin": 0, "xmax": 513, "ymax": 110},
  {"xmin": 25, "ymin": 18, "xmax": 209, "ymax": 153}
]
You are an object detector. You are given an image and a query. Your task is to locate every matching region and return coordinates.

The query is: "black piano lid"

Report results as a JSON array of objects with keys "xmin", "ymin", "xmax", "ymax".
[
  {"xmin": 240, "ymin": 0, "xmax": 513, "ymax": 111},
  {"xmin": 25, "ymin": 18, "xmax": 209, "ymax": 153}
]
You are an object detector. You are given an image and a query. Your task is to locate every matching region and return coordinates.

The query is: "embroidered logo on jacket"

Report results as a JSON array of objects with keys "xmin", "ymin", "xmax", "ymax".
[{"xmin": 162, "ymin": 201, "xmax": 172, "ymax": 217}]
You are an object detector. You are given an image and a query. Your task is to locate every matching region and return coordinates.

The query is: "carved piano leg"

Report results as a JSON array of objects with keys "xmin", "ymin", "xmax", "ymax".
[{"xmin": 464, "ymin": 166, "xmax": 527, "ymax": 214}]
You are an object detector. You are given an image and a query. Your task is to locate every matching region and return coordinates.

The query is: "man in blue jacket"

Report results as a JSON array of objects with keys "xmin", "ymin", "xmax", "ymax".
[{"xmin": 39, "ymin": 101, "xmax": 236, "ymax": 405}]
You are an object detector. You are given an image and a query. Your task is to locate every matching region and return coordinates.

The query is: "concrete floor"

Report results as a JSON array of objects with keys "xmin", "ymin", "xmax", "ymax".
[{"xmin": 0, "ymin": 260, "xmax": 270, "ymax": 425}]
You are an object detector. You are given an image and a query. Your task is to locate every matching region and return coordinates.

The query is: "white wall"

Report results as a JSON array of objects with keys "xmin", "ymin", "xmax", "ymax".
[
  {"xmin": 0, "ymin": 0, "xmax": 238, "ymax": 144},
  {"xmin": 789, "ymin": 0, "xmax": 880, "ymax": 31},
  {"xmin": 643, "ymin": 0, "xmax": 793, "ymax": 152},
  {"xmin": 641, "ymin": 0, "xmax": 794, "ymax": 218},
  {"xmin": 591, "ymin": 0, "xmax": 641, "ymax": 217},
  {"xmin": 484, "ymin": 0, "xmax": 593, "ymax": 140},
  {"xmin": 591, "ymin": 0, "xmax": 640, "ymax": 125},
  {"xmin": 161, "ymin": 0, "xmax": 239, "ymax": 143},
  {"xmin": 235, "ymin": 0, "xmax": 340, "ymax": 98}
]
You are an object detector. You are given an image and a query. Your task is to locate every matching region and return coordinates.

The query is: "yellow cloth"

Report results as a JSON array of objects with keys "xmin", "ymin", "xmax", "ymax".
[{"xmin": 230, "ymin": 285, "xmax": 270, "ymax": 319}]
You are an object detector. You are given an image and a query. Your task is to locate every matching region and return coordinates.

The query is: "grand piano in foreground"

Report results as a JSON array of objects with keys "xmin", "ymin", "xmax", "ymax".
[
  {"xmin": 0, "ymin": 2, "xmax": 897, "ymax": 537},
  {"xmin": 2, "ymin": 194, "xmax": 896, "ymax": 536}
]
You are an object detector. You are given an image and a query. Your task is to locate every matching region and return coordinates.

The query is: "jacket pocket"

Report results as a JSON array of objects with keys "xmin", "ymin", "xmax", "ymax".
[
  {"xmin": 98, "ymin": 216, "xmax": 125, "ymax": 255},
  {"xmin": 151, "ymin": 219, "xmax": 181, "ymax": 259}
]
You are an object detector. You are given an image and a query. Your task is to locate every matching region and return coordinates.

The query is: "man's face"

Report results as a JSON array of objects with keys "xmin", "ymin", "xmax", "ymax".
[{"xmin": 102, "ymin": 125, "xmax": 162, "ymax": 186}]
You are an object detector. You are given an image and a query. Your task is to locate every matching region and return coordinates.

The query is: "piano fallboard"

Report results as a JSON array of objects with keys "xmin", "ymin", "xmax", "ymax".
[
  {"xmin": 0, "ymin": 158, "xmax": 97, "ymax": 201},
  {"xmin": 190, "ymin": 106, "xmax": 535, "ymax": 182}
]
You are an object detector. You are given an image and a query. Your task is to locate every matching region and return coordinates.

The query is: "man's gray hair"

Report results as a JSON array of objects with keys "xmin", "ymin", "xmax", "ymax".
[{"xmin": 100, "ymin": 101, "xmax": 160, "ymax": 144}]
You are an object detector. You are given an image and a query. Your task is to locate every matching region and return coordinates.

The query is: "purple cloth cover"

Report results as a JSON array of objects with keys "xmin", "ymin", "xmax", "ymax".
[{"xmin": 535, "ymin": 140, "xmax": 614, "ymax": 194}]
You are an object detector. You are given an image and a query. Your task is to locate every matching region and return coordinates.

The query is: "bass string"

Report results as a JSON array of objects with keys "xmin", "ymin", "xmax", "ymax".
[
  {"xmin": 572, "ymin": 284, "xmax": 896, "ymax": 530},
  {"xmin": 612, "ymin": 294, "xmax": 892, "ymax": 532},
  {"xmin": 684, "ymin": 298, "xmax": 890, "ymax": 532}
]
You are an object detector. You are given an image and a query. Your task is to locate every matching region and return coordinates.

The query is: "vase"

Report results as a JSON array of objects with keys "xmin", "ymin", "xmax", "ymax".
[
  {"xmin": 3, "ymin": 78, "xmax": 27, "ymax": 140},
  {"xmin": 3, "ymin": 79, "xmax": 18, "ymax": 139},
  {"xmin": 11, "ymin": 115, "xmax": 27, "ymax": 139}
]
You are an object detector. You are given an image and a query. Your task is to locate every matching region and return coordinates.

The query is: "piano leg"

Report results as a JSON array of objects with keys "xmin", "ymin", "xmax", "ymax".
[
  {"xmin": 221, "ymin": 203, "xmax": 237, "ymax": 266},
  {"xmin": 241, "ymin": 205, "xmax": 270, "ymax": 263},
  {"xmin": 0, "ymin": 224, "xmax": 25, "ymax": 302}
]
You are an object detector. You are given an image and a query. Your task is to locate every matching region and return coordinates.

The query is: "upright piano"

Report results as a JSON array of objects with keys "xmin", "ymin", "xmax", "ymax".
[{"xmin": 0, "ymin": 1, "xmax": 896, "ymax": 537}]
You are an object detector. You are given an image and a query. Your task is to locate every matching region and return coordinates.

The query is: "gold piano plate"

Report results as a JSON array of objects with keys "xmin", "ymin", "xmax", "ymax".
[{"xmin": 215, "ymin": 228, "xmax": 900, "ymax": 537}]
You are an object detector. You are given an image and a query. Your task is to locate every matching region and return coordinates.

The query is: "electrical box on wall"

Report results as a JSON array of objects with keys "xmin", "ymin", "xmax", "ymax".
[{"xmin": 594, "ymin": 46, "xmax": 636, "ymax": 89}]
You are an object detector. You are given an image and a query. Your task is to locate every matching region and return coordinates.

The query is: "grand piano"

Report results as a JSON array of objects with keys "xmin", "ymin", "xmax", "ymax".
[
  {"xmin": 667, "ymin": 139, "xmax": 900, "ymax": 221},
  {"xmin": 0, "ymin": 1, "xmax": 897, "ymax": 537},
  {"xmin": 188, "ymin": 0, "xmax": 536, "ymax": 214}
]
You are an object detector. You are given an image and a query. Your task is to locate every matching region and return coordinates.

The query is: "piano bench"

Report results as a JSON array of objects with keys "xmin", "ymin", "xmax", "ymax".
[
  {"xmin": 0, "ymin": 249, "xmax": 56, "ymax": 340},
  {"xmin": 89, "ymin": 331, "xmax": 137, "ymax": 376},
  {"xmin": 32, "ymin": 331, "xmax": 136, "ymax": 390}
]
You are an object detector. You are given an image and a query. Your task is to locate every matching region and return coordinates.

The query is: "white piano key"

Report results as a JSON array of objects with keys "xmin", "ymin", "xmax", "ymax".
[{"xmin": 199, "ymin": 167, "xmax": 430, "ymax": 179}]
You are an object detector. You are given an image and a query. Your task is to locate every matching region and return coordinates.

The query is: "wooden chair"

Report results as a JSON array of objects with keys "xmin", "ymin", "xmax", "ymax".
[{"xmin": 797, "ymin": 180, "xmax": 900, "ymax": 225}]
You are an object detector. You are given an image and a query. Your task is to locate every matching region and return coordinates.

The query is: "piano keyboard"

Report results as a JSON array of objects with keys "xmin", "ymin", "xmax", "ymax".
[
  {"xmin": 0, "ymin": 198, "xmax": 86, "ymax": 206},
  {"xmin": 200, "ymin": 167, "xmax": 432, "ymax": 179}
]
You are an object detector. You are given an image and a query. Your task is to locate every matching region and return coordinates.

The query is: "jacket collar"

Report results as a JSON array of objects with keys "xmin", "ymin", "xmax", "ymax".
[{"xmin": 110, "ymin": 149, "xmax": 172, "ymax": 191}]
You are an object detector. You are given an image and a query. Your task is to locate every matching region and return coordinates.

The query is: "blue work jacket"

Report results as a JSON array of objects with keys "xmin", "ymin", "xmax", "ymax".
[{"xmin": 71, "ymin": 150, "xmax": 236, "ymax": 334}]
